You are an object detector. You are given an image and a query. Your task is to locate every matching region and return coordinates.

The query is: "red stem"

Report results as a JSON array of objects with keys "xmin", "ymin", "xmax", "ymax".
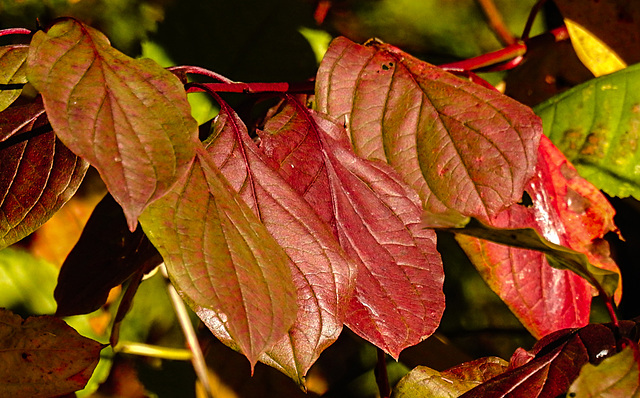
[
  {"xmin": 375, "ymin": 348, "xmax": 391, "ymax": 398},
  {"xmin": 185, "ymin": 81, "xmax": 315, "ymax": 95},
  {"xmin": 0, "ymin": 27, "xmax": 32, "ymax": 37}
]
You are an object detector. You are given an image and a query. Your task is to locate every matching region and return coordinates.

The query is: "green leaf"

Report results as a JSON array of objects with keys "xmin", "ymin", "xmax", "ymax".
[
  {"xmin": 534, "ymin": 62, "xmax": 640, "ymax": 199},
  {"xmin": 443, "ymin": 217, "xmax": 619, "ymax": 299},
  {"xmin": 0, "ymin": 308, "xmax": 106, "ymax": 397},
  {"xmin": 568, "ymin": 345, "xmax": 640, "ymax": 397},
  {"xmin": 139, "ymin": 148, "xmax": 298, "ymax": 368},
  {"xmin": 0, "ymin": 45, "xmax": 28, "ymax": 112},
  {"xmin": 0, "ymin": 247, "xmax": 58, "ymax": 315},
  {"xmin": 27, "ymin": 18, "xmax": 198, "ymax": 229}
]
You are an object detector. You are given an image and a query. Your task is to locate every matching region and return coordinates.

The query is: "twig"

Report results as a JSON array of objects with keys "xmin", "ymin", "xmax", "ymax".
[
  {"xmin": 374, "ymin": 348, "xmax": 391, "ymax": 398},
  {"xmin": 476, "ymin": 0, "xmax": 516, "ymax": 46},
  {"xmin": 521, "ymin": 0, "xmax": 548, "ymax": 40},
  {"xmin": 185, "ymin": 81, "xmax": 315, "ymax": 95},
  {"xmin": 0, "ymin": 27, "xmax": 32, "ymax": 37},
  {"xmin": 161, "ymin": 264, "xmax": 214, "ymax": 398}
]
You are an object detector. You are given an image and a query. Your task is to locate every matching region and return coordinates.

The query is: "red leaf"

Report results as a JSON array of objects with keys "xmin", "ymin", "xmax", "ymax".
[
  {"xmin": 55, "ymin": 193, "xmax": 162, "ymax": 317},
  {"xmin": 0, "ymin": 100, "xmax": 88, "ymax": 249},
  {"xmin": 0, "ymin": 308, "xmax": 105, "ymax": 397},
  {"xmin": 461, "ymin": 320, "xmax": 639, "ymax": 397},
  {"xmin": 203, "ymin": 99, "xmax": 356, "ymax": 383},
  {"xmin": 139, "ymin": 147, "xmax": 298, "ymax": 368},
  {"xmin": 260, "ymin": 98, "xmax": 445, "ymax": 358},
  {"xmin": 27, "ymin": 18, "xmax": 198, "ymax": 230},
  {"xmin": 316, "ymin": 37, "xmax": 542, "ymax": 225},
  {"xmin": 457, "ymin": 136, "xmax": 620, "ymax": 337}
]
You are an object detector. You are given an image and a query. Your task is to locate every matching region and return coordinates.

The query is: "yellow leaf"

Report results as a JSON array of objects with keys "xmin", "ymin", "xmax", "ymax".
[{"xmin": 565, "ymin": 18, "xmax": 627, "ymax": 77}]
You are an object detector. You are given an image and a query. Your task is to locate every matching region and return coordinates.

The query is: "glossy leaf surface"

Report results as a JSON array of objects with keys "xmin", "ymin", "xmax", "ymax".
[
  {"xmin": 260, "ymin": 99, "xmax": 445, "ymax": 358},
  {"xmin": 535, "ymin": 62, "xmax": 640, "ymax": 199},
  {"xmin": 55, "ymin": 193, "xmax": 163, "ymax": 317},
  {"xmin": 316, "ymin": 37, "xmax": 542, "ymax": 225},
  {"xmin": 0, "ymin": 103, "xmax": 88, "ymax": 249},
  {"xmin": 0, "ymin": 308, "xmax": 105, "ymax": 397},
  {"xmin": 568, "ymin": 344, "xmax": 640, "ymax": 397},
  {"xmin": 456, "ymin": 137, "xmax": 619, "ymax": 337},
  {"xmin": 139, "ymin": 147, "xmax": 298, "ymax": 367},
  {"xmin": 392, "ymin": 357, "xmax": 509, "ymax": 398},
  {"xmin": 203, "ymin": 100, "xmax": 356, "ymax": 383},
  {"xmin": 27, "ymin": 18, "xmax": 198, "ymax": 229},
  {"xmin": 0, "ymin": 45, "xmax": 28, "ymax": 112},
  {"xmin": 461, "ymin": 321, "xmax": 639, "ymax": 397}
]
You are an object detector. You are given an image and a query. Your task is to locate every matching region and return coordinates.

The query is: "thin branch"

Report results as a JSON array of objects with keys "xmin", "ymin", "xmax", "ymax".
[
  {"xmin": 521, "ymin": 0, "xmax": 548, "ymax": 40},
  {"xmin": 185, "ymin": 81, "xmax": 315, "ymax": 95},
  {"xmin": 161, "ymin": 264, "xmax": 214, "ymax": 398},
  {"xmin": 167, "ymin": 65, "xmax": 235, "ymax": 83},
  {"xmin": 0, "ymin": 27, "xmax": 32, "ymax": 37},
  {"xmin": 375, "ymin": 348, "xmax": 391, "ymax": 398},
  {"xmin": 476, "ymin": 0, "xmax": 516, "ymax": 46}
]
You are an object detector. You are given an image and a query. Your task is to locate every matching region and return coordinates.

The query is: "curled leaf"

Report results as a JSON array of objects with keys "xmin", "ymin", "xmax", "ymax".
[{"xmin": 0, "ymin": 45, "xmax": 28, "ymax": 111}]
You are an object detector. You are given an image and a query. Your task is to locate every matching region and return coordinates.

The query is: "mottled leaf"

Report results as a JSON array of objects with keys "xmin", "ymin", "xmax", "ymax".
[
  {"xmin": 0, "ymin": 308, "xmax": 105, "ymax": 397},
  {"xmin": 0, "ymin": 105, "xmax": 88, "ymax": 249},
  {"xmin": 260, "ymin": 98, "xmax": 445, "ymax": 358},
  {"xmin": 0, "ymin": 45, "xmax": 28, "ymax": 112},
  {"xmin": 139, "ymin": 147, "xmax": 298, "ymax": 367},
  {"xmin": 203, "ymin": 98, "xmax": 356, "ymax": 383},
  {"xmin": 316, "ymin": 37, "xmax": 542, "ymax": 225},
  {"xmin": 55, "ymin": 193, "xmax": 162, "ymax": 317},
  {"xmin": 392, "ymin": 357, "xmax": 509, "ymax": 398},
  {"xmin": 535, "ymin": 62, "xmax": 640, "ymax": 199},
  {"xmin": 27, "ymin": 18, "xmax": 198, "ymax": 229},
  {"xmin": 568, "ymin": 344, "xmax": 640, "ymax": 397},
  {"xmin": 461, "ymin": 320, "xmax": 639, "ymax": 397},
  {"xmin": 564, "ymin": 19, "xmax": 626, "ymax": 77},
  {"xmin": 454, "ymin": 137, "xmax": 619, "ymax": 337}
]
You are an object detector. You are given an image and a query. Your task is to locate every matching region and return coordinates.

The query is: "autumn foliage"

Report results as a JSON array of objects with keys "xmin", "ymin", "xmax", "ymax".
[{"xmin": 1, "ymin": 1, "xmax": 639, "ymax": 397}]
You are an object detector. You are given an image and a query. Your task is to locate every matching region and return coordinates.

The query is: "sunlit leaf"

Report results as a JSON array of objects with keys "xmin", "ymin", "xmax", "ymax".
[
  {"xmin": 0, "ymin": 103, "xmax": 88, "ymax": 249},
  {"xmin": 568, "ymin": 344, "xmax": 640, "ymax": 397},
  {"xmin": 27, "ymin": 18, "xmax": 198, "ymax": 230},
  {"xmin": 139, "ymin": 147, "xmax": 298, "ymax": 368},
  {"xmin": 203, "ymin": 99, "xmax": 356, "ymax": 383},
  {"xmin": 392, "ymin": 357, "xmax": 509, "ymax": 398},
  {"xmin": 55, "ymin": 194, "xmax": 162, "ymax": 317},
  {"xmin": 0, "ymin": 308, "xmax": 105, "ymax": 397},
  {"xmin": 260, "ymin": 98, "xmax": 445, "ymax": 358},
  {"xmin": 461, "ymin": 320, "xmax": 639, "ymax": 397},
  {"xmin": 316, "ymin": 37, "xmax": 542, "ymax": 226},
  {"xmin": 0, "ymin": 45, "xmax": 28, "ymax": 112},
  {"xmin": 534, "ymin": 62, "xmax": 640, "ymax": 199},
  {"xmin": 0, "ymin": 97, "xmax": 46, "ymax": 143},
  {"xmin": 564, "ymin": 18, "xmax": 626, "ymax": 77}
]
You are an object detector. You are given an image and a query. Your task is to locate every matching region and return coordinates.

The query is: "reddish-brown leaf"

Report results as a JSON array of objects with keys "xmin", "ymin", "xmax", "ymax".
[
  {"xmin": 457, "ymin": 136, "xmax": 620, "ymax": 337},
  {"xmin": 55, "ymin": 193, "xmax": 162, "ymax": 317},
  {"xmin": 27, "ymin": 18, "xmax": 198, "ymax": 230},
  {"xmin": 461, "ymin": 320, "xmax": 640, "ymax": 397},
  {"xmin": 139, "ymin": 147, "xmax": 298, "ymax": 368},
  {"xmin": 0, "ymin": 308, "xmax": 105, "ymax": 397},
  {"xmin": 0, "ymin": 102, "xmax": 88, "ymax": 249},
  {"xmin": 316, "ymin": 37, "xmax": 542, "ymax": 225},
  {"xmin": 260, "ymin": 98, "xmax": 445, "ymax": 358},
  {"xmin": 203, "ymin": 98, "xmax": 356, "ymax": 383}
]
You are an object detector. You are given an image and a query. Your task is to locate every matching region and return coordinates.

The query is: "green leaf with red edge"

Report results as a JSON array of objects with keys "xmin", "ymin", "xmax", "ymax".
[
  {"xmin": 0, "ymin": 308, "xmax": 106, "ymax": 397},
  {"xmin": 392, "ymin": 357, "xmax": 509, "ymax": 398},
  {"xmin": 0, "ymin": 45, "xmax": 28, "ymax": 112},
  {"xmin": 0, "ymin": 100, "xmax": 88, "ymax": 249},
  {"xmin": 139, "ymin": 147, "xmax": 298, "ymax": 368},
  {"xmin": 55, "ymin": 193, "xmax": 162, "ymax": 317},
  {"xmin": 315, "ymin": 37, "xmax": 542, "ymax": 226},
  {"xmin": 201, "ymin": 98, "xmax": 356, "ymax": 384},
  {"xmin": 568, "ymin": 344, "xmax": 640, "ymax": 397},
  {"xmin": 460, "ymin": 320, "xmax": 640, "ymax": 397},
  {"xmin": 453, "ymin": 136, "xmax": 620, "ymax": 337},
  {"xmin": 259, "ymin": 98, "xmax": 445, "ymax": 359},
  {"xmin": 26, "ymin": 18, "xmax": 198, "ymax": 230}
]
